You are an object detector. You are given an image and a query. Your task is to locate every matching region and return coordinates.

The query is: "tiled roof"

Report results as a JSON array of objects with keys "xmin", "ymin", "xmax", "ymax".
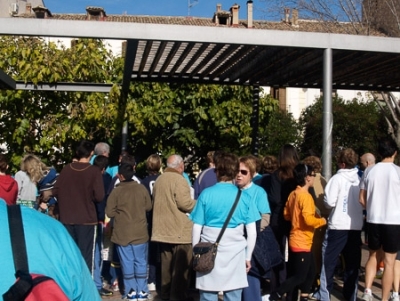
[{"xmin": 17, "ymin": 13, "xmax": 387, "ymax": 37}]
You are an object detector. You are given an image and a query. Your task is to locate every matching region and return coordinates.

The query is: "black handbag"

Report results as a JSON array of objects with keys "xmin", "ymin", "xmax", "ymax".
[{"xmin": 193, "ymin": 188, "xmax": 242, "ymax": 273}]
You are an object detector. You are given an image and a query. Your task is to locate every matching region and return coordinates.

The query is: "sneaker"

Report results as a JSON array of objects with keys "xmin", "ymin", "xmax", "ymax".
[
  {"xmin": 99, "ymin": 287, "xmax": 114, "ymax": 296},
  {"xmin": 261, "ymin": 294, "xmax": 270, "ymax": 301},
  {"xmin": 147, "ymin": 282, "xmax": 156, "ymax": 291},
  {"xmin": 127, "ymin": 289, "xmax": 137, "ymax": 300},
  {"xmin": 137, "ymin": 291, "xmax": 151, "ymax": 301},
  {"xmin": 110, "ymin": 281, "xmax": 120, "ymax": 292},
  {"xmin": 361, "ymin": 292, "xmax": 373, "ymax": 301},
  {"xmin": 390, "ymin": 293, "xmax": 400, "ymax": 301}
]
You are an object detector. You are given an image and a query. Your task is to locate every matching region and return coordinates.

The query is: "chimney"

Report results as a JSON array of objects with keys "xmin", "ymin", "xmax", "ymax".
[
  {"xmin": 247, "ymin": 1, "xmax": 253, "ymax": 28},
  {"xmin": 32, "ymin": 6, "xmax": 52, "ymax": 18},
  {"xmin": 26, "ymin": 3, "xmax": 32, "ymax": 14},
  {"xmin": 291, "ymin": 8, "xmax": 299, "ymax": 27},
  {"xmin": 217, "ymin": 3, "xmax": 222, "ymax": 12},
  {"xmin": 284, "ymin": 7, "xmax": 290, "ymax": 23},
  {"xmin": 230, "ymin": 3, "xmax": 240, "ymax": 27},
  {"xmin": 86, "ymin": 6, "xmax": 107, "ymax": 21}
]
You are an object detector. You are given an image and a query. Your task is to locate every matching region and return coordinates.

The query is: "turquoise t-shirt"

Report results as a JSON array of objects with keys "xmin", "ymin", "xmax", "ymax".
[
  {"xmin": 243, "ymin": 182, "xmax": 271, "ymax": 215},
  {"xmin": 189, "ymin": 182, "xmax": 260, "ymax": 227}
]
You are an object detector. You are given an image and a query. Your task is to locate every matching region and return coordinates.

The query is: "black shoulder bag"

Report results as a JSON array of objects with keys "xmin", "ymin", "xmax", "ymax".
[{"xmin": 192, "ymin": 188, "xmax": 242, "ymax": 273}]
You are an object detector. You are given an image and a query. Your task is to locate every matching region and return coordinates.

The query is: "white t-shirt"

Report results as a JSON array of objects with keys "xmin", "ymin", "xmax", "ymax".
[{"xmin": 360, "ymin": 162, "xmax": 400, "ymax": 224}]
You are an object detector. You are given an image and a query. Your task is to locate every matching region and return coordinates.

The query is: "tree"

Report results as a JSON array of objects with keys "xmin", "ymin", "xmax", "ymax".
[
  {"xmin": 258, "ymin": 110, "xmax": 303, "ymax": 157},
  {"xmin": 124, "ymin": 83, "xmax": 281, "ymax": 176},
  {"xmin": 299, "ymin": 96, "xmax": 388, "ymax": 162},
  {"xmin": 0, "ymin": 37, "xmax": 120, "ymax": 170},
  {"xmin": 1, "ymin": 36, "xmax": 291, "ymax": 176}
]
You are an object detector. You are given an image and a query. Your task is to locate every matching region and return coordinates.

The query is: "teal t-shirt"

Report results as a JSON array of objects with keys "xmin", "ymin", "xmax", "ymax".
[
  {"xmin": 189, "ymin": 182, "xmax": 260, "ymax": 227},
  {"xmin": 243, "ymin": 182, "xmax": 271, "ymax": 215}
]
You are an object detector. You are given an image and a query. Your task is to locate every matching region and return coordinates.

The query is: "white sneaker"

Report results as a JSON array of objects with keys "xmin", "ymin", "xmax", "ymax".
[
  {"xmin": 218, "ymin": 291, "xmax": 223, "ymax": 296},
  {"xmin": 361, "ymin": 292, "xmax": 373, "ymax": 301},
  {"xmin": 261, "ymin": 294, "xmax": 270, "ymax": 301},
  {"xmin": 390, "ymin": 293, "xmax": 400, "ymax": 301},
  {"xmin": 147, "ymin": 282, "xmax": 156, "ymax": 291}
]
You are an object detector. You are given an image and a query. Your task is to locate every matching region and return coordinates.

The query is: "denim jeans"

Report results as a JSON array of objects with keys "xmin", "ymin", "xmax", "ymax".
[
  {"xmin": 117, "ymin": 242, "xmax": 149, "ymax": 296},
  {"xmin": 200, "ymin": 289, "xmax": 242, "ymax": 301}
]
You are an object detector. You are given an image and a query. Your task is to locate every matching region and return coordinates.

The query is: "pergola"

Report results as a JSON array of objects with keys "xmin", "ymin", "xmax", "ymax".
[{"xmin": 1, "ymin": 17, "xmax": 400, "ymax": 179}]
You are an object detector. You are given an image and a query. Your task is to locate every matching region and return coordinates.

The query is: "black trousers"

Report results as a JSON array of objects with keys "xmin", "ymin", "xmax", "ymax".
[
  {"xmin": 64, "ymin": 224, "xmax": 96, "ymax": 275},
  {"xmin": 277, "ymin": 251, "xmax": 316, "ymax": 298}
]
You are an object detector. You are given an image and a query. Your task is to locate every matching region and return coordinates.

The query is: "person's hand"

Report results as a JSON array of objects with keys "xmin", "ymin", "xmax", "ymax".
[
  {"xmin": 245, "ymin": 260, "xmax": 251, "ymax": 273},
  {"xmin": 39, "ymin": 202, "xmax": 48, "ymax": 210}
]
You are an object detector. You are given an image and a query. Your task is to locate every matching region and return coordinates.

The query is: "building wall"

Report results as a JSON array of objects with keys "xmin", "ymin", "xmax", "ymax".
[{"xmin": 0, "ymin": 0, "xmax": 44, "ymax": 18}]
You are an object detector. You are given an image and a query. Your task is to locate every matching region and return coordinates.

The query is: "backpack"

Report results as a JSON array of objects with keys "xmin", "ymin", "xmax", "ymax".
[{"xmin": 2, "ymin": 205, "xmax": 69, "ymax": 301}]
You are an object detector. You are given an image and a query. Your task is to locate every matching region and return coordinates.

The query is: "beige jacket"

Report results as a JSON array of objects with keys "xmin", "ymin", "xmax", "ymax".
[{"xmin": 151, "ymin": 168, "xmax": 195, "ymax": 244}]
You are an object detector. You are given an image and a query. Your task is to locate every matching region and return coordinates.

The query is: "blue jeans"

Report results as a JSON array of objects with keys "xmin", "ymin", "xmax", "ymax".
[
  {"xmin": 242, "ymin": 274, "xmax": 262, "ymax": 301},
  {"xmin": 200, "ymin": 289, "xmax": 242, "ymax": 301},
  {"xmin": 117, "ymin": 242, "xmax": 149, "ymax": 296},
  {"xmin": 93, "ymin": 224, "xmax": 103, "ymax": 289},
  {"xmin": 314, "ymin": 229, "xmax": 361, "ymax": 301}
]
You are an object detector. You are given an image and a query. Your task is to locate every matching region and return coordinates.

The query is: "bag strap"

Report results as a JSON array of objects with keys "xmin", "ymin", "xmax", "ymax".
[
  {"xmin": 3, "ymin": 205, "xmax": 33, "ymax": 301},
  {"xmin": 7, "ymin": 205, "xmax": 29, "ymax": 273},
  {"xmin": 215, "ymin": 188, "xmax": 242, "ymax": 245}
]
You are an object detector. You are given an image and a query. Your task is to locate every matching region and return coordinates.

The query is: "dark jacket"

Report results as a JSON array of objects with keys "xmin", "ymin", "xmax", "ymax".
[{"xmin": 249, "ymin": 222, "xmax": 283, "ymax": 278}]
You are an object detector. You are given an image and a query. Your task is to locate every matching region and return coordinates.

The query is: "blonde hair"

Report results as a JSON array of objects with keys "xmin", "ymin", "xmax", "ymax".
[{"xmin": 21, "ymin": 154, "xmax": 47, "ymax": 183}]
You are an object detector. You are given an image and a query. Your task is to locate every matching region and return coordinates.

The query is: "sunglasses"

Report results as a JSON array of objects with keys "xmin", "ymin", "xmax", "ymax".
[{"xmin": 239, "ymin": 169, "xmax": 249, "ymax": 176}]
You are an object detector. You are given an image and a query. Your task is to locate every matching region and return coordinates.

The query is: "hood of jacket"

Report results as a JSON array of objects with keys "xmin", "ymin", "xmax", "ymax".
[
  {"xmin": 0, "ymin": 175, "xmax": 17, "ymax": 192},
  {"xmin": 336, "ymin": 167, "xmax": 359, "ymax": 183}
]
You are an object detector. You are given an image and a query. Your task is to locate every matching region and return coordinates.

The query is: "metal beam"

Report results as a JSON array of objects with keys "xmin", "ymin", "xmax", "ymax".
[
  {"xmin": 322, "ymin": 48, "xmax": 333, "ymax": 181},
  {"xmin": 121, "ymin": 39, "xmax": 138, "ymax": 93},
  {"xmin": 0, "ymin": 69, "xmax": 16, "ymax": 90},
  {"xmin": 15, "ymin": 82, "xmax": 113, "ymax": 92},
  {"xmin": 2, "ymin": 18, "xmax": 400, "ymax": 54}
]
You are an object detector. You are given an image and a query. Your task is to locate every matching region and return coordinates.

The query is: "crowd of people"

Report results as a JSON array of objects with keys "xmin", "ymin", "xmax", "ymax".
[{"xmin": 1, "ymin": 138, "xmax": 400, "ymax": 301}]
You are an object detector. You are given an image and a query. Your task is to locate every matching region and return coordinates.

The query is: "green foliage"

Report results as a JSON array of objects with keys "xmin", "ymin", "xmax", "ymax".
[
  {"xmin": 259, "ymin": 110, "xmax": 303, "ymax": 157},
  {"xmin": 126, "ymin": 84, "xmax": 280, "ymax": 174},
  {"xmin": 299, "ymin": 96, "xmax": 388, "ymax": 162},
  {"xmin": 0, "ymin": 37, "xmax": 119, "ymax": 171},
  {"xmin": 0, "ymin": 36, "xmax": 298, "ymax": 176}
]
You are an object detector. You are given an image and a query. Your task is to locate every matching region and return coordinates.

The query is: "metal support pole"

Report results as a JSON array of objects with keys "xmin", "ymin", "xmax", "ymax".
[
  {"xmin": 251, "ymin": 84, "xmax": 260, "ymax": 156},
  {"xmin": 122, "ymin": 120, "xmax": 128, "ymax": 152},
  {"xmin": 322, "ymin": 48, "xmax": 333, "ymax": 180}
]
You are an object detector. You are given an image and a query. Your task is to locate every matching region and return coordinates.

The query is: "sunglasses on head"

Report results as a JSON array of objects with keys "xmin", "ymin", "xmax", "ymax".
[{"xmin": 239, "ymin": 169, "xmax": 249, "ymax": 176}]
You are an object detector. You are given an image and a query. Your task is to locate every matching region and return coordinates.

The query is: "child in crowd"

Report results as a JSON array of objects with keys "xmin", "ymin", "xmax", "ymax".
[
  {"xmin": 270, "ymin": 164, "xmax": 327, "ymax": 301},
  {"xmin": 106, "ymin": 163, "xmax": 152, "ymax": 300}
]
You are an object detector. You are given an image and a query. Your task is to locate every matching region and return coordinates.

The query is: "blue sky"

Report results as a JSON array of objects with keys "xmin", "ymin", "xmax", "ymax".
[{"xmin": 43, "ymin": 0, "xmax": 270, "ymax": 20}]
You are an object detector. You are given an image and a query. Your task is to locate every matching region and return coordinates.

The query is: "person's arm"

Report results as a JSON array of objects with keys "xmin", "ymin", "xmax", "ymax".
[
  {"xmin": 245, "ymin": 222, "xmax": 257, "ymax": 272},
  {"xmin": 359, "ymin": 189, "xmax": 367, "ymax": 208},
  {"xmin": 324, "ymin": 176, "xmax": 339, "ymax": 209},
  {"xmin": 260, "ymin": 213, "xmax": 270, "ymax": 231},
  {"xmin": 143, "ymin": 188, "xmax": 152, "ymax": 212},
  {"xmin": 175, "ymin": 177, "xmax": 196, "ymax": 213},
  {"xmin": 302, "ymin": 195, "xmax": 327, "ymax": 228},
  {"xmin": 92, "ymin": 170, "xmax": 105, "ymax": 203},
  {"xmin": 192, "ymin": 223, "xmax": 202, "ymax": 247},
  {"xmin": 105, "ymin": 190, "xmax": 117, "ymax": 218}
]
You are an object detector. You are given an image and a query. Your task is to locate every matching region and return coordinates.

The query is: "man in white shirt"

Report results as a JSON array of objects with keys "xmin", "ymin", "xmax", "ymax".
[{"xmin": 360, "ymin": 139, "xmax": 400, "ymax": 301}]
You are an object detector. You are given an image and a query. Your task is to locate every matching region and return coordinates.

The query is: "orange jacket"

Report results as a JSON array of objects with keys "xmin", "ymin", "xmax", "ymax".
[{"xmin": 284, "ymin": 186, "xmax": 326, "ymax": 251}]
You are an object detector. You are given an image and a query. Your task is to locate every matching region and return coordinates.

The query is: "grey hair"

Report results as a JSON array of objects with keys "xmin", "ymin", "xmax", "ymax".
[
  {"xmin": 167, "ymin": 154, "xmax": 183, "ymax": 169},
  {"xmin": 94, "ymin": 142, "xmax": 110, "ymax": 156}
]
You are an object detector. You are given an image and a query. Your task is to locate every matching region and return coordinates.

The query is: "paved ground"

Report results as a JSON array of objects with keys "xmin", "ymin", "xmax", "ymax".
[{"xmin": 101, "ymin": 245, "xmax": 382, "ymax": 300}]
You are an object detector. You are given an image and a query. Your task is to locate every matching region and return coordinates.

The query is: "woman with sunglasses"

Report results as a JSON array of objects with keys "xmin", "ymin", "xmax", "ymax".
[
  {"xmin": 236, "ymin": 156, "xmax": 274, "ymax": 301},
  {"xmin": 269, "ymin": 164, "xmax": 327, "ymax": 301},
  {"xmin": 190, "ymin": 152, "xmax": 260, "ymax": 301}
]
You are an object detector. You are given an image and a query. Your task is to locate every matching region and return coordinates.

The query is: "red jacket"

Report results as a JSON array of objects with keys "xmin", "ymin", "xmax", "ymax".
[{"xmin": 0, "ymin": 175, "xmax": 18, "ymax": 205}]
